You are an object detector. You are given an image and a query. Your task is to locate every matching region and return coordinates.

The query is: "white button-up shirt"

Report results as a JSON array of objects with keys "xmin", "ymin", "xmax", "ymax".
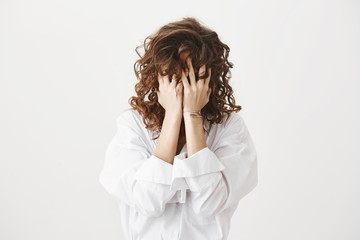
[{"xmin": 99, "ymin": 108, "xmax": 258, "ymax": 240}]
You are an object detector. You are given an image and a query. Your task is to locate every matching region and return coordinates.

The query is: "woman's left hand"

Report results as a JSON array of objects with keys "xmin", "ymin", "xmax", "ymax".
[{"xmin": 181, "ymin": 57, "xmax": 212, "ymax": 112}]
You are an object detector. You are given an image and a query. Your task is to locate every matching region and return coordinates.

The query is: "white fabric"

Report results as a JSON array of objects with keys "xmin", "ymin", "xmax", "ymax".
[{"xmin": 99, "ymin": 108, "xmax": 258, "ymax": 240}]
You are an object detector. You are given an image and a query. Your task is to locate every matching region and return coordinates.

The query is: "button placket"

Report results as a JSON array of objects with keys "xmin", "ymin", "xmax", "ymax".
[{"xmin": 180, "ymin": 189, "xmax": 186, "ymax": 203}]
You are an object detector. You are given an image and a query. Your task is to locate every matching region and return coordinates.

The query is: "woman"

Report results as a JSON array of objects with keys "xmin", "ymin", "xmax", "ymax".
[{"xmin": 99, "ymin": 17, "xmax": 258, "ymax": 240}]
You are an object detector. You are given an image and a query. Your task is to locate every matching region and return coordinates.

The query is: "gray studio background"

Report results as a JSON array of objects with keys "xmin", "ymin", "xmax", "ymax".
[{"xmin": 1, "ymin": 0, "xmax": 359, "ymax": 239}]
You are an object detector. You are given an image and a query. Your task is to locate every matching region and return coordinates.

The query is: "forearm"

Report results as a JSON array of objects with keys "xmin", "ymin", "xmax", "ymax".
[
  {"xmin": 154, "ymin": 111, "xmax": 182, "ymax": 165},
  {"xmin": 183, "ymin": 114, "xmax": 207, "ymax": 158}
]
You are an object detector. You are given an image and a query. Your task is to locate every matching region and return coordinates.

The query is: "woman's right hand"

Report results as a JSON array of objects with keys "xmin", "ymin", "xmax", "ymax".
[{"xmin": 156, "ymin": 73, "xmax": 183, "ymax": 116}]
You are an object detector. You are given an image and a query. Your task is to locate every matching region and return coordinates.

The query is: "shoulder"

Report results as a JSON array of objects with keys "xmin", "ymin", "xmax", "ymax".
[
  {"xmin": 116, "ymin": 108, "xmax": 143, "ymax": 125},
  {"xmin": 116, "ymin": 108, "xmax": 149, "ymax": 136},
  {"xmin": 217, "ymin": 111, "xmax": 249, "ymax": 139},
  {"xmin": 208, "ymin": 111, "xmax": 250, "ymax": 150},
  {"xmin": 222, "ymin": 111, "xmax": 245, "ymax": 129}
]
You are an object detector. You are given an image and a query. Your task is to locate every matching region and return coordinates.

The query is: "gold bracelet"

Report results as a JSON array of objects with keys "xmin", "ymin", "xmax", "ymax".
[{"xmin": 183, "ymin": 110, "xmax": 203, "ymax": 118}]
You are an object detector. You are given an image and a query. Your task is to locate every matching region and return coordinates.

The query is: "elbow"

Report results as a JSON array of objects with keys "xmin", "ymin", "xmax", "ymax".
[
  {"xmin": 132, "ymin": 183, "xmax": 167, "ymax": 217},
  {"xmin": 192, "ymin": 182, "xmax": 229, "ymax": 218},
  {"xmin": 134, "ymin": 203, "xmax": 165, "ymax": 217},
  {"xmin": 194, "ymin": 207, "xmax": 219, "ymax": 218},
  {"xmin": 133, "ymin": 201, "xmax": 166, "ymax": 217},
  {"xmin": 193, "ymin": 198, "xmax": 227, "ymax": 218}
]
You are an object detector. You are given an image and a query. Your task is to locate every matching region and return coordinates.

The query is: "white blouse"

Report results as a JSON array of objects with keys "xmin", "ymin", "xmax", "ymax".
[{"xmin": 99, "ymin": 108, "xmax": 258, "ymax": 240}]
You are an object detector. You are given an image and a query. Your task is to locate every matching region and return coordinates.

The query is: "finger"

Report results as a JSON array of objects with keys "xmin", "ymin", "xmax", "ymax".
[
  {"xmin": 158, "ymin": 73, "xmax": 163, "ymax": 85},
  {"xmin": 185, "ymin": 68, "xmax": 189, "ymax": 78},
  {"xmin": 197, "ymin": 65, "xmax": 206, "ymax": 88},
  {"xmin": 207, "ymin": 87, "xmax": 211, "ymax": 98},
  {"xmin": 181, "ymin": 69, "xmax": 190, "ymax": 89},
  {"xmin": 162, "ymin": 75, "xmax": 170, "ymax": 85},
  {"xmin": 171, "ymin": 74, "xmax": 177, "ymax": 86},
  {"xmin": 199, "ymin": 64, "xmax": 206, "ymax": 78},
  {"xmin": 205, "ymin": 68, "xmax": 211, "ymax": 88},
  {"xmin": 186, "ymin": 57, "xmax": 196, "ymax": 86},
  {"xmin": 176, "ymin": 80, "xmax": 183, "ymax": 92}
]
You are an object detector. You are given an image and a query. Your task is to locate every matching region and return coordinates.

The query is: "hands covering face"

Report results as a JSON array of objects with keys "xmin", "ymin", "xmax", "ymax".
[
  {"xmin": 181, "ymin": 57, "xmax": 212, "ymax": 112},
  {"xmin": 156, "ymin": 58, "xmax": 211, "ymax": 115}
]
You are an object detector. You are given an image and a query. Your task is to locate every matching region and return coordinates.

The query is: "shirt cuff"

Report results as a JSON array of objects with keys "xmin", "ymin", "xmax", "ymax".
[
  {"xmin": 133, "ymin": 155, "xmax": 173, "ymax": 185},
  {"xmin": 172, "ymin": 147, "xmax": 226, "ymax": 178},
  {"xmin": 170, "ymin": 177, "xmax": 189, "ymax": 191}
]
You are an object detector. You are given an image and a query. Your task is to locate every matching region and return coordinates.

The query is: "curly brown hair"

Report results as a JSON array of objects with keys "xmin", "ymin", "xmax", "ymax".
[{"xmin": 129, "ymin": 17, "xmax": 242, "ymax": 141}]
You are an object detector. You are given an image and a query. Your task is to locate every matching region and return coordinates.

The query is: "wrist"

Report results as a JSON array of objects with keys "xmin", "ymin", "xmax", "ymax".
[
  {"xmin": 183, "ymin": 109, "xmax": 203, "ymax": 118},
  {"xmin": 165, "ymin": 109, "xmax": 183, "ymax": 119}
]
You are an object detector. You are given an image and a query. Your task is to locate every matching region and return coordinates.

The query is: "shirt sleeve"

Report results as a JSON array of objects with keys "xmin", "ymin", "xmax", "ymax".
[
  {"xmin": 172, "ymin": 114, "xmax": 258, "ymax": 218},
  {"xmin": 99, "ymin": 110, "xmax": 179, "ymax": 217}
]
